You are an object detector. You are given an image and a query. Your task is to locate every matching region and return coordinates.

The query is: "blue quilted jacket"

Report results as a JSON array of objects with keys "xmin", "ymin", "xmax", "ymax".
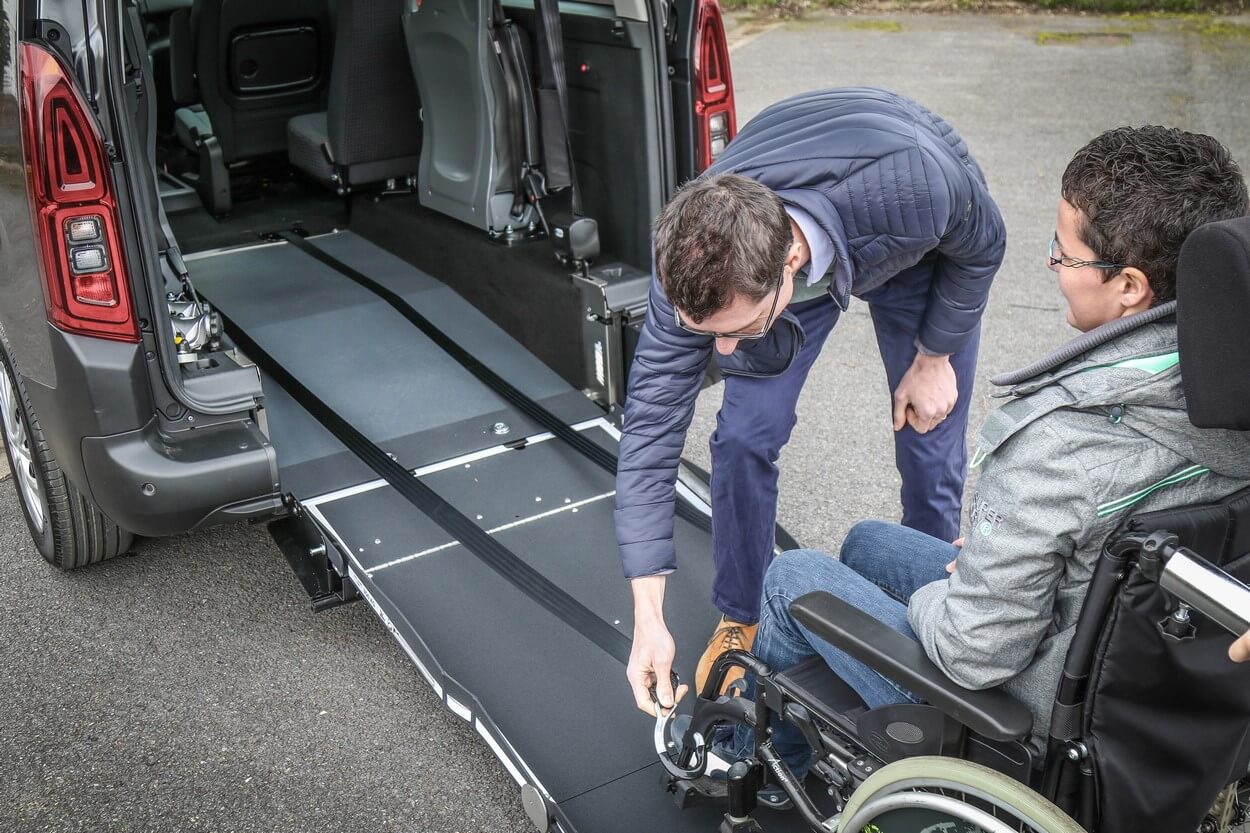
[{"xmin": 615, "ymin": 87, "xmax": 1006, "ymax": 578}]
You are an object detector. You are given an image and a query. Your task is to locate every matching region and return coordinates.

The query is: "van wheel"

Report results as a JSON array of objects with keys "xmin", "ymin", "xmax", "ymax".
[{"xmin": 0, "ymin": 349, "xmax": 133, "ymax": 569}]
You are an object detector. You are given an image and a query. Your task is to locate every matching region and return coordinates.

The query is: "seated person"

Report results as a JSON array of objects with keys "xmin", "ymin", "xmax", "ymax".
[{"xmin": 718, "ymin": 125, "xmax": 1250, "ymax": 776}]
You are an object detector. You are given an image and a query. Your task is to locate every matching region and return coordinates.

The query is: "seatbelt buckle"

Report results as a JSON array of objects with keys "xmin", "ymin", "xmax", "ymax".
[{"xmin": 524, "ymin": 169, "xmax": 548, "ymax": 202}]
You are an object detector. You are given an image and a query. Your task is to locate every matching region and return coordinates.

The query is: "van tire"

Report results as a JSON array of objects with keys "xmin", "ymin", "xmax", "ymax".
[{"xmin": 0, "ymin": 348, "xmax": 133, "ymax": 569}]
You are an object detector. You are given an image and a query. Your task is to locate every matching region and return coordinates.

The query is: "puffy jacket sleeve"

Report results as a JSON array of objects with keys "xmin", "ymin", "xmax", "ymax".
[
  {"xmin": 614, "ymin": 275, "xmax": 712, "ymax": 578},
  {"xmin": 907, "ymin": 420, "xmax": 1088, "ymax": 689},
  {"xmin": 916, "ymin": 150, "xmax": 1006, "ymax": 356}
]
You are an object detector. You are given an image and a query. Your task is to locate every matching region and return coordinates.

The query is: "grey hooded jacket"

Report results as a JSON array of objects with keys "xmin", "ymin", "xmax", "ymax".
[{"xmin": 908, "ymin": 307, "xmax": 1250, "ymax": 753}]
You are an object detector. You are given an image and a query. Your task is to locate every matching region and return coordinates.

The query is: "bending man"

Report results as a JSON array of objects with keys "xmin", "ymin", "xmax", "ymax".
[{"xmin": 616, "ymin": 87, "xmax": 1006, "ymax": 711}]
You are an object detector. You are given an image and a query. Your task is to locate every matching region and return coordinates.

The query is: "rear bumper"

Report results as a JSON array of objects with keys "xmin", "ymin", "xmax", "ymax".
[
  {"xmin": 81, "ymin": 417, "xmax": 281, "ymax": 537},
  {"xmin": 25, "ymin": 327, "xmax": 281, "ymax": 537}
]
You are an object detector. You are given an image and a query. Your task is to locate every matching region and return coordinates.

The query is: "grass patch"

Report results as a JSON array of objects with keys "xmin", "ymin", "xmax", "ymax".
[
  {"xmin": 1036, "ymin": 29, "xmax": 1134, "ymax": 42},
  {"xmin": 1183, "ymin": 17, "xmax": 1250, "ymax": 33},
  {"xmin": 721, "ymin": 0, "xmax": 808, "ymax": 15}
]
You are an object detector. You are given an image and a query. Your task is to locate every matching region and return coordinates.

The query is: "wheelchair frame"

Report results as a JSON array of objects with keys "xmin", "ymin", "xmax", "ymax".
[{"xmin": 658, "ymin": 528, "xmax": 1250, "ymax": 833}]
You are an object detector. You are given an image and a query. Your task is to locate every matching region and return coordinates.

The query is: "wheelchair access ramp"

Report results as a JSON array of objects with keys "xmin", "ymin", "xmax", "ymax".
[{"xmin": 185, "ymin": 232, "xmax": 816, "ymax": 833}]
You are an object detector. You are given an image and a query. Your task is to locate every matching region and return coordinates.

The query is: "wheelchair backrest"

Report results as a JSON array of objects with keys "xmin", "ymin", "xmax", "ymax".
[
  {"xmin": 1177, "ymin": 216, "xmax": 1250, "ymax": 430},
  {"xmin": 1044, "ymin": 217, "xmax": 1250, "ymax": 832},
  {"xmin": 1049, "ymin": 486, "xmax": 1250, "ymax": 833}
]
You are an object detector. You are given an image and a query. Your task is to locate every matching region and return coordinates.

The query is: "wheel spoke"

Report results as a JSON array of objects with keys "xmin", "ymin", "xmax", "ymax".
[
  {"xmin": 0, "ymin": 367, "xmax": 45, "ymax": 534},
  {"xmin": 10, "ymin": 442, "xmax": 30, "ymax": 471}
]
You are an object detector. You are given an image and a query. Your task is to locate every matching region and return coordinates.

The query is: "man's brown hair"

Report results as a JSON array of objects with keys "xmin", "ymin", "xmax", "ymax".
[
  {"xmin": 653, "ymin": 174, "xmax": 792, "ymax": 323},
  {"xmin": 1062, "ymin": 126, "xmax": 1248, "ymax": 303}
]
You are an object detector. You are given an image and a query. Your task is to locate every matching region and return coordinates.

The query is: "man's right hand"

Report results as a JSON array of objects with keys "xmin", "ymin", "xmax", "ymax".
[
  {"xmin": 627, "ymin": 575, "xmax": 688, "ymax": 716},
  {"xmin": 1230, "ymin": 629, "xmax": 1250, "ymax": 663}
]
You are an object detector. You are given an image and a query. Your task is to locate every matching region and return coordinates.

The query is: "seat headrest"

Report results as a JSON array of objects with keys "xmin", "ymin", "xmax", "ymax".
[{"xmin": 1177, "ymin": 216, "xmax": 1250, "ymax": 430}]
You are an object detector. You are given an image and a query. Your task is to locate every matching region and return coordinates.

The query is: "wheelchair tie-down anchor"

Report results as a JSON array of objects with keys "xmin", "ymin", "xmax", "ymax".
[{"xmin": 652, "ymin": 531, "xmax": 1250, "ymax": 833}]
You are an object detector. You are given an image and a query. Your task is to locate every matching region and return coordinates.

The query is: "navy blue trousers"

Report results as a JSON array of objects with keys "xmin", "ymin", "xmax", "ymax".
[{"xmin": 709, "ymin": 259, "xmax": 981, "ymax": 623}]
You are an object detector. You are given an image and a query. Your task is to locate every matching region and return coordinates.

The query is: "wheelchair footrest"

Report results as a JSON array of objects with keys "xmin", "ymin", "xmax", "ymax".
[{"xmin": 661, "ymin": 771, "xmax": 728, "ymax": 809}]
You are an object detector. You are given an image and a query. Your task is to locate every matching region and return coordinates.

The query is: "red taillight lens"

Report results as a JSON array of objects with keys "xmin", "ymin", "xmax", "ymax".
[
  {"xmin": 20, "ymin": 43, "xmax": 138, "ymax": 342},
  {"xmin": 693, "ymin": 0, "xmax": 736, "ymax": 172}
]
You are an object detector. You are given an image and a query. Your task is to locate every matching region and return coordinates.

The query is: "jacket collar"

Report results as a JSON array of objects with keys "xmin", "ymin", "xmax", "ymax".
[
  {"xmin": 990, "ymin": 302, "xmax": 1178, "ymax": 397},
  {"xmin": 776, "ymin": 188, "xmax": 854, "ymax": 311}
]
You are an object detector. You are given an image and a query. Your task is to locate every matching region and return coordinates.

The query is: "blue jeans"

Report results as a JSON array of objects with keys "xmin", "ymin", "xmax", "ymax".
[
  {"xmin": 724, "ymin": 521, "xmax": 956, "ymax": 776},
  {"xmin": 709, "ymin": 258, "xmax": 980, "ymax": 624}
]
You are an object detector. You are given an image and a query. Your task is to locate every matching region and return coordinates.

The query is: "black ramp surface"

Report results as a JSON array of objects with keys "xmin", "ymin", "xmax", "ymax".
[
  {"xmin": 186, "ymin": 233, "xmax": 599, "ymax": 497},
  {"xmin": 314, "ymin": 435, "xmax": 817, "ymax": 832},
  {"xmin": 189, "ymin": 234, "xmax": 819, "ymax": 829}
]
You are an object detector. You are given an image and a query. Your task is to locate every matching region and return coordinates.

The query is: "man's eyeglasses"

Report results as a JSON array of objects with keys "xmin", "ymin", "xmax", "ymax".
[
  {"xmin": 674, "ymin": 268, "xmax": 786, "ymax": 340},
  {"xmin": 1048, "ymin": 235, "xmax": 1127, "ymax": 272}
]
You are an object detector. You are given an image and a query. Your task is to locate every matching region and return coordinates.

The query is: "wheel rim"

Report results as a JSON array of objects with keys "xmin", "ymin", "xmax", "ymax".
[
  {"xmin": 838, "ymin": 758, "xmax": 1085, "ymax": 833},
  {"xmin": 0, "ymin": 363, "xmax": 45, "ymax": 534},
  {"xmin": 843, "ymin": 781, "xmax": 1053, "ymax": 833}
]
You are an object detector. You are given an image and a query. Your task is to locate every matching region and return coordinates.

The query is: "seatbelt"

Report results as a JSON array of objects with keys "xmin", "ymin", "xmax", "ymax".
[
  {"xmin": 529, "ymin": 0, "xmax": 576, "ymax": 210},
  {"xmin": 487, "ymin": 0, "xmax": 532, "ymax": 220},
  {"xmin": 277, "ymin": 231, "xmax": 713, "ymax": 534},
  {"xmin": 217, "ymin": 307, "xmax": 634, "ymax": 666},
  {"xmin": 527, "ymin": 0, "xmax": 599, "ymax": 264}
]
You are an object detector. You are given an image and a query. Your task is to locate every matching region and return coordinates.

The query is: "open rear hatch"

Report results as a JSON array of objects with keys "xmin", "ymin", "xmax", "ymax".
[{"xmin": 185, "ymin": 232, "xmax": 818, "ymax": 832}]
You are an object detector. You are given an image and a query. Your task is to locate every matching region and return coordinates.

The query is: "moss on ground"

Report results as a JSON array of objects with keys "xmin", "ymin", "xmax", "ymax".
[{"xmin": 1035, "ymin": 28, "xmax": 1134, "ymax": 41}]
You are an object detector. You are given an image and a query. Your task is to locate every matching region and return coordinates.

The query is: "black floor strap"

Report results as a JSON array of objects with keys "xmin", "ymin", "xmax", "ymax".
[
  {"xmin": 221, "ymin": 311, "xmax": 633, "ymax": 666},
  {"xmin": 277, "ymin": 231, "xmax": 715, "ymax": 534}
]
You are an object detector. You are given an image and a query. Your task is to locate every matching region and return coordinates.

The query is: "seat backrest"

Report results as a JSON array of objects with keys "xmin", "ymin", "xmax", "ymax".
[
  {"xmin": 194, "ymin": 0, "xmax": 334, "ymax": 163},
  {"xmin": 1177, "ymin": 216, "xmax": 1250, "ymax": 430},
  {"xmin": 326, "ymin": 0, "xmax": 423, "ymax": 183},
  {"xmin": 1051, "ymin": 487, "xmax": 1250, "ymax": 833},
  {"xmin": 401, "ymin": 0, "xmax": 537, "ymax": 234}
]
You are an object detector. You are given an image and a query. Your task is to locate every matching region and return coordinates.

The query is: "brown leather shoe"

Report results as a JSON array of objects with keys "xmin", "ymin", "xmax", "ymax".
[{"xmin": 694, "ymin": 616, "xmax": 758, "ymax": 697}]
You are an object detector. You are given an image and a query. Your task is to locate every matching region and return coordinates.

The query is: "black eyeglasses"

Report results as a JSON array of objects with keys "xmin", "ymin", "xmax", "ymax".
[
  {"xmin": 674, "ymin": 268, "xmax": 786, "ymax": 340},
  {"xmin": 1048, "ymin": 235, "xmax": 1127, "ymax": 272}
]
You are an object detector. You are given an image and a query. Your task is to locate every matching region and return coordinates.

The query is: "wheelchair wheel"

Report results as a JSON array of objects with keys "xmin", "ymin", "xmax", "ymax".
[{"xmin": 837, "ymin": 756, "xmax": 1085, "ymax": 833}]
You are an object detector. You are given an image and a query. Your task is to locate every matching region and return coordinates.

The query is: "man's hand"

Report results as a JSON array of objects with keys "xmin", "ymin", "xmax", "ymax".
[
  {"xmin": 893, "ymin": 353, "xmax": 958, "ymax": 435},
  {"xmin": 1230, "ymin": 629, "xmax": 1250, "ymax": 663},
  {"xmin": 627, "ymin": 575, "xmax": 689, "ymax": 715},
  {"xmin": 946, "ymin": 536, "xmax": 964, "ymax": 574}
]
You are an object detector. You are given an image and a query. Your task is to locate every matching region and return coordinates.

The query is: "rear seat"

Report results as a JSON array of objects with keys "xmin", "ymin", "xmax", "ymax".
[
  {"xmin": 287, "ymin": 0, "xmax": 424, "ymax": 193},
  {"xmin": 168, "ymin": 0, "xmax": 334, "ymax": 212},
  {"xmin": 401, "ymin": 0, "xmax": 540, "ymax": 236}
]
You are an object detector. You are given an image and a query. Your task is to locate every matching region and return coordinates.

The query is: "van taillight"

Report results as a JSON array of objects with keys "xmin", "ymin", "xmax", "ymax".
[
  {"xmin": 693, "ymin": 0, "xmax": 736, "ymax": 172},
  {"xmin": 20, "ymin": 43, "xmax": 138, "ymax": 343}
]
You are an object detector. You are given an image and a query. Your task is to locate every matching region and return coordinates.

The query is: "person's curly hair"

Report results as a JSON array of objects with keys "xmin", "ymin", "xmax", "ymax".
[
  {"xmin": 653, "ymin": 174, "xmax": 791, "ymax": 323},
  {"xmin": 1062, "ymin": 126, "xmax": 1248, "ymax": 302}
]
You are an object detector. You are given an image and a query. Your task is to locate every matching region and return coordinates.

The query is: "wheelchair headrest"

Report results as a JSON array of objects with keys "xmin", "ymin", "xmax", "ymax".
[{"xmin": 1177, "ymin": 216, "xmax": 1250, "ymax": 430}]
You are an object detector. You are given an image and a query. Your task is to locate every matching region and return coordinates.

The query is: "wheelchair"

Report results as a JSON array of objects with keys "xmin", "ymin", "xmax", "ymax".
[{"xmin": 654, "ymin": 218, "xmax": 1250, "ymax": 833}]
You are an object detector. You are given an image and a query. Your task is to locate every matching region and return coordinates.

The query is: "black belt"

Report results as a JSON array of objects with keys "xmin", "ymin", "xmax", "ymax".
[
  {"xmin": 276, "ymin": 231, "xmax": 715, "ymax": 534},
  {"xmin": 219, "ymin": 310, "xmax": 633, "ymax": 665}
]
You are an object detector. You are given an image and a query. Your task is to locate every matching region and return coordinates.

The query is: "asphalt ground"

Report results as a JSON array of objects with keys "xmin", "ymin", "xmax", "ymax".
[{"xmin": 3, "ymin": 14, "xmax": 1249, "ymax": 833}]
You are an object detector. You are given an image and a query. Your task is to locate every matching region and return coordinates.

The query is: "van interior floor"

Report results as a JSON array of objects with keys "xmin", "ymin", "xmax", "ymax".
[
  {"xmin": 182, "ymin": 231, "xmax": 826, "ymax": 832},
  {"xmin": 166, "ymin": 169, "xmax": 348, "ymax": 254},
  {"xmin": 173, "ymin": 188, "xmax": 592, "ymax": 387}
]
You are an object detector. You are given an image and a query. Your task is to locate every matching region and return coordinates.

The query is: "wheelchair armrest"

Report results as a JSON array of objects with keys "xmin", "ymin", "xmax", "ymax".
[{"xmin": 790, "ymin": 591, "xmax": 1033, "ymax": 743}]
